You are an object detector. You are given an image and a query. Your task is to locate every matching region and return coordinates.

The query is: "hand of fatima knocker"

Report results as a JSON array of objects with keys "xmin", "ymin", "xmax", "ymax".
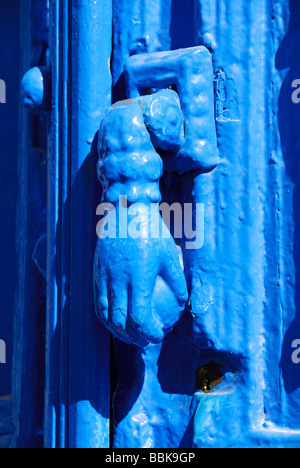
[{"xmin": 94, "ymin": 46, "xmax": 218, "ymax": 347}]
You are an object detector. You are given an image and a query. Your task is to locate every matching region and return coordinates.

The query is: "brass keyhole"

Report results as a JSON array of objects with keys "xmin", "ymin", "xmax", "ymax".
[{"xmin": 195, "ymin": 362, "xmax": 223, "ymax": 394}]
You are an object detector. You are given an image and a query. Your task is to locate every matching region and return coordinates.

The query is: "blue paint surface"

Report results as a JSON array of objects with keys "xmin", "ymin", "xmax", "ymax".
[
  {"xmin": 0, "ymin": 0, "xmax": 20, "ymax": 398},
  {"xmin": 101, "ymin": 0, "xmax": 300, "ymax": 449},
  {"xmin": 8, "ymin": 0, "xmax": 300, "ymax": 449},
  {"xmin": 44, "ymin": 0, "xmax": 113, "ymax": 449}
]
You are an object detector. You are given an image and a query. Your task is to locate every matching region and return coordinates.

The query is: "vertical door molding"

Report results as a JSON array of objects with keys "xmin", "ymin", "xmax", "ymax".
[
  {"xmin": 13, "ymin": 0, "xmax": 48, "ymax": 448},
  {"xmin": 45, "ymin": 0, "xmax": 112, "ymax": 448}
]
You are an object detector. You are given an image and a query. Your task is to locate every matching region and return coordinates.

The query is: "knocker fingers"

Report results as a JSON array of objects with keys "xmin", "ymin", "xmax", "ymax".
[
  {"xmin": 108, "ymin": 282, "xmax": 148, "ymax": 346},
  {"xmin": 160, "ymin": 246, "xmax": 188, "ymax": 308},
  {"xmin": 94, "ymin": 271, "xmax": 109, "ymax": 324},
  {"xmin": 129, "ymin": 281, "xmax": 165, "ymax": 345}
]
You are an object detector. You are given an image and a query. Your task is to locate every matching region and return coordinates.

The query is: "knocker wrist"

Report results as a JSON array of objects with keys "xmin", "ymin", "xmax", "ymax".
[{"xmin": 106, "ymin": 181, "xmax": 162, "ymax": 206}]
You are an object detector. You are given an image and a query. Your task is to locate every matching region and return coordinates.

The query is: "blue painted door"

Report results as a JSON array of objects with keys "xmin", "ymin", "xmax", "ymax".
[
  {"xmin": 0, "ymin": 0, "xmax": 21, "ymax": 448},
  {"xmin": 0, "ymin": 0, "xmax": 20, "ymax": 399},
  {"xmin": 6, "ymin": 0, "xmax": 300, "ymax": 448},
  {"xmin": 105, "ymin": 0, "xmax": 300, "ymax": 448}
]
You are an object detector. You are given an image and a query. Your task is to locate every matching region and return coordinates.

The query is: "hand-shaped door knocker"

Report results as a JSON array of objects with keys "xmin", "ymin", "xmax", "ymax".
[{"xmin": 94, "ymin": 46, "xmax": 218, "ymax": 347}]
